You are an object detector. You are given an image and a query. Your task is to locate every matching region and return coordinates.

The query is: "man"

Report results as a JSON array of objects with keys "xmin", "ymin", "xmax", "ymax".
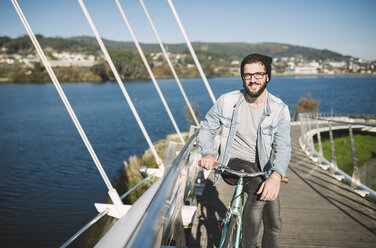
[{"xmin": 198, "ymin": 53, "xmax": 291, "ymax": 247}]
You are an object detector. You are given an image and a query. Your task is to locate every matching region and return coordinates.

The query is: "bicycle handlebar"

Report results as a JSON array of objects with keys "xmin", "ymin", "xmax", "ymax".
[{"xmin": 198, "ymin": 160, "xmax": 289, "ymax": 183}]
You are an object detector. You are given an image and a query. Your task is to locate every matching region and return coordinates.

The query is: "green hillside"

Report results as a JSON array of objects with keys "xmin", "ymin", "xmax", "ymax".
[
  {"xmin": 1, "ymin": 35, "xmax": 353, "ymax": 61},
  {"xmin": 2, "ymin": 35, "xmax": 372, "ymax": 84}
]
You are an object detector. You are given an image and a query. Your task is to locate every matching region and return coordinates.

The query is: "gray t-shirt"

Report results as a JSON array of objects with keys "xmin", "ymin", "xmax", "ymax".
[{"xmin": 229, "ymin": 97, "xmax": 264, "ymax": 163}]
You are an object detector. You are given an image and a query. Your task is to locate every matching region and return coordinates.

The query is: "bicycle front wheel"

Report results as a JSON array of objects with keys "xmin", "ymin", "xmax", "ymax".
[{"xmin": 222, "ymin": 217, "xmax": 239, "ymax": 248}]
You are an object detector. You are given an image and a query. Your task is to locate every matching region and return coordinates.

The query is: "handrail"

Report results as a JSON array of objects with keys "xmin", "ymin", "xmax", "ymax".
[
  {"xmin": 60, "ymin": 173, "xmax": 155, "ymax": 247},
  {"xmin": 120, "ymin": 175, "xmax": 154, "ymax": 200},
  {"xmin": 299, "ymin": 112, "xmax": 376, "ymax": 201},
  {"xmin": 124, "ymin": 130, "xmax": 199, "ymax": 247},
  {"xmin": 95, "ymin": 130, "xmax": 200, "ymax": 247},
  {"xmin": 299, "ymin": 112, "xmax": 376, "ymax": 127},
  {"xmin": 59, "ymin": 209, "xmax": 109, "ymax": 248},
  {"xmin": 316, "ymin": 117, "xmax": 376, "ymax": 127}
]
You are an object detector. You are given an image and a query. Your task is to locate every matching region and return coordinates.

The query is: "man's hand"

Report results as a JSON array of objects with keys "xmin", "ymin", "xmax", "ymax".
[
  {"xmin": 257, "ymin": 171, "xmax": 281, "ymax": 201},
  {"xmin": 200, "ymin": 154, "xmax": 217, "ymax": 170}
]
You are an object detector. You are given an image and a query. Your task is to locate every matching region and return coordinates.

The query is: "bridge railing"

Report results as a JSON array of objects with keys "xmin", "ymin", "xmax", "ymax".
[
  {"xmin": 93, "ymin": 129, "xmax": 202, "ymax": 248},
  {"xmin": 60, "ymin": 127, "xmax": 202, "ymax": 248},
  {"xmin": 298, "ymin": 112, "xmax": 376, "ymax": 200}
]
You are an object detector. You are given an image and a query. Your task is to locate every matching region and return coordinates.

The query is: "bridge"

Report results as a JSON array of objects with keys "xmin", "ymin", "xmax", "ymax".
[
  {"xmin": 188, "ymin": 125, "xmax": 376, "ymax": 247},
  {"xmin": 10, "ymin": 1, "xmax": 375, "ymax": 247},
  {"xmin": 77, "ymin": 116, "xmax": 375, "ymax": 248}
]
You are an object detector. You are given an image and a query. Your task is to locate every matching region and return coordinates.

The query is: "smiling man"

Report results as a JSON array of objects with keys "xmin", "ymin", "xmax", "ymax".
[{"xmin": 198, "ymin": 53, "xmax": 291, "ymax": 247}]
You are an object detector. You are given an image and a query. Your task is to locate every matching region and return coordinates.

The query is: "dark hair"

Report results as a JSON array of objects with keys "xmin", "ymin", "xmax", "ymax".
[{"xmin": 240, "ymin": 53, "xmax": 272, "ymax": 80}]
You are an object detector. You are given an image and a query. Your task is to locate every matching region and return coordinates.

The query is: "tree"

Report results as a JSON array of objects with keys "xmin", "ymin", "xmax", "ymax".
[
  {"xmin": 111, "ymin": 50, "xmax": 150, "ymax": 80},
  {"xmin": 294, "ymin": 92, "xmax": 320, "ymax": 120},
  {"xmin": 91, "ymin": 62, "xmax": 111, "ymax": 82}
]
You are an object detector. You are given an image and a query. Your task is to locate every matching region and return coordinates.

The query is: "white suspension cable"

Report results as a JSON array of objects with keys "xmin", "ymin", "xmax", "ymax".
[
  {"xmin": 167, "ymin": 0, "xmax": 216, "ymax": 104},
  {"xmin": 139, "ymin": 0, "xmax": 199, "ymax": 126},
  {"xmin": 115, "ymin": 0, "xmax": 185, "ymax": 144},
  {"xmin": 11, "ymin": 0, "xmax": 114, "ymax": 192},
  {"xmin": 77, "ymin": 0, "xmax": 164, "ymax": 170}
]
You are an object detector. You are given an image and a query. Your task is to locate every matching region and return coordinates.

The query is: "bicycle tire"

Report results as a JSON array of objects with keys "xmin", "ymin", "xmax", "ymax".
[{"xmin": 222, "ymin": 217, "xmax": 238, "ymax": 248}]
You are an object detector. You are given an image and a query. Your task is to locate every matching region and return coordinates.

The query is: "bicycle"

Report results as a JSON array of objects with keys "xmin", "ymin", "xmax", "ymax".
[{"xmin": 198, "ymin": 161, "xmax": 288, "ymax": 248}]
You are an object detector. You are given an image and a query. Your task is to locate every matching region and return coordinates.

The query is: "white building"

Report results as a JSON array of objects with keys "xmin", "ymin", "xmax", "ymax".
[
  {"xmin": 328, "ymin": 61, "xmax": 346, "ymax": 68},
  {"xmin": 49, "ymin": 52, "xmax": 97, "ymax": 67}
]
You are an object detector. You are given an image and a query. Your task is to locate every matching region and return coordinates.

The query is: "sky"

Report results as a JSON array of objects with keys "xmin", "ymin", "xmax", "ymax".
[{"xmin": 1, "ymin": 0, "xmax": 376, "ymax": 60}]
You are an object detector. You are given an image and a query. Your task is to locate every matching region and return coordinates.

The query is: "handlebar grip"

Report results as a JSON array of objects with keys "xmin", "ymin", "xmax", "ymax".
[
  {"xmin": 198, "ymin": 160, "xmax": 218, "ymax": 167},
  {"xmin": 281, "ymin": 177, "xmax": 289, "ymax": 184}
]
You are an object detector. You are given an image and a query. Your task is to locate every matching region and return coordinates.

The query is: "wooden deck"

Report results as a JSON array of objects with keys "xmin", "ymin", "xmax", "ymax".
[{"xmin": 187, "ymin": 126, "xmax": 376, "ymax": 247}]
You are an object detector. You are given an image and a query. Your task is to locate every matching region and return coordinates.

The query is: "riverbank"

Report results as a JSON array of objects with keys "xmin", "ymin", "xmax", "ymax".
[{"xmin": 2, "ymin": 73, "xmax": 376, "ymax": 85}]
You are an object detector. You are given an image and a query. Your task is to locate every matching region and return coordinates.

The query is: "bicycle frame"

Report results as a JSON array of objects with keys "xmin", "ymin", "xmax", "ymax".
[
  {"xmin": 219, "ymin": 175, "xmax": 245, "ymax": 248},
  {"xmin": 197, "ymin": 162, "xmax": 287, "ymax": 247}
]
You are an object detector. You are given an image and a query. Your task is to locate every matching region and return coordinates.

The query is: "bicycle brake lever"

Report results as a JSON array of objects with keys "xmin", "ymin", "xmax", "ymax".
[{"xmin": 213, "ymin": 165, "xmax": 230, "ymax": 186}]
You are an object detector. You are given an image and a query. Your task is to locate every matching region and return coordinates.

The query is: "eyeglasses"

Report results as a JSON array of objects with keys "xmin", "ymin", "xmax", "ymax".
[{"xmin": 242, "ymin": 72, "xmax": 267, "ymax": 80}]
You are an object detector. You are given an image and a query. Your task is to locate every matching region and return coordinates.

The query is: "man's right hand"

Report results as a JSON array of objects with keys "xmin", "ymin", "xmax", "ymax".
[{"xmin": 200, "ymin": 154, "xmax": 218, "ymax": 170}]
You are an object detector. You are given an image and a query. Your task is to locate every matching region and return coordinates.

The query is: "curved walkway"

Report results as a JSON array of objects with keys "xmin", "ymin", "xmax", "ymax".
[{"xmin": 187, "ymin": 125, "xmax": 376, "ymax": 247}]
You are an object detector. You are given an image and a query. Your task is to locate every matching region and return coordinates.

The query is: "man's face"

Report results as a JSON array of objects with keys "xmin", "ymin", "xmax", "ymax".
[{"xmin": 242, "ymin": 62, "xmax": 269, "ymax": 98}]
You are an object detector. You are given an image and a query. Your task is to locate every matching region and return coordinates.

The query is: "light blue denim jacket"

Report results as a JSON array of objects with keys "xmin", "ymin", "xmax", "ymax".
[{"xmin": 198, "ymin": 90, "xmax": 291, "ymax": 178}]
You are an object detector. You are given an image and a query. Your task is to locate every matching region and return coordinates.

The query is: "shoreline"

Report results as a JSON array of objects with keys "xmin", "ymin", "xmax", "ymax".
[{"xmin": 1, "ymin": 73, "xmax": 376, "ymax": 85}]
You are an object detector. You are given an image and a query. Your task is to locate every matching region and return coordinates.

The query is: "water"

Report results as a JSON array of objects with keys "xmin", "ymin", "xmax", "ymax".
[{"xmin": 0, "ymin": 76, "xmax": 375, "ymax": 247}]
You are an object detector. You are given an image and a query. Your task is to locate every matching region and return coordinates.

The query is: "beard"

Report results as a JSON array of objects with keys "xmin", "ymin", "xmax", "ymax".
[{"xmin": 243, "ymin": 80, "xmax": 268, "ymax": 98}]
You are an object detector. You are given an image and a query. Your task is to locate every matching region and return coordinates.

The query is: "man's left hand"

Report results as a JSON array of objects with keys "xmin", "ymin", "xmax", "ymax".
[{"xmin": 257, "ymin": 171, "xmax": 281, "ymax": 201}]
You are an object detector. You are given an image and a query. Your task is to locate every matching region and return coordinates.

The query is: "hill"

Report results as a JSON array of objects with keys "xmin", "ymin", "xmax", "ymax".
[
  {"xmin": 69, "ymin": 36, "xmax": 354, "ymax": 61},
  {"xmin": 2, "ymin": 35, "xmax": 373, "ymax": 84},
  {"xmin": 1, "ymin": 35, "xmax": 353, "ymax": 61}
]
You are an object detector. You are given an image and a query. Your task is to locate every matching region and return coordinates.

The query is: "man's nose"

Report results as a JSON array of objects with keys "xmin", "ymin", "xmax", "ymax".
[{"xmin": 250, "ymin": 75, "xmax": 257, "ymax": 82}]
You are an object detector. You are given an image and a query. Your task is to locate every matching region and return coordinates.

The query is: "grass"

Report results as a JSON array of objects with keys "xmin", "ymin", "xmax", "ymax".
[{"xmin": 314, "ymin": 132, "xmax": 376, "ymax": 191}]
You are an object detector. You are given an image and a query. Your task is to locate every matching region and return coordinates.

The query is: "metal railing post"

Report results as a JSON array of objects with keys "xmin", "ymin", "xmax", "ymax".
[
  {"xmin": 316, "ymin": 117, "xmax": 323, "ymax": 165},
  {"xmin": 301, "ymin": 113, "xmax": 307, "ymax": 149},
  {"xmin": 164, "ymin": 141, "xmax": 179, "ymax": 168},
  {"xmin": 348, "ymin": 124, "xmax": 360, "ymax": 187},
  {"xmin": 328, "ymin": 121, "xmax": 338, "ymax": 174},
  {"xmin": 300, "ymin": 116, "xmax": 375, "ymax": 199},
  {"xmin": 299, "ymin": 113, "xmax": 306, "ymax": 150},
  {"xmin": 307, "ymin": 113, "xmax": 315, "ymax": 155},
  {"xmin": 305, "ymin": 114, "xmax": 310, "ymax": 152}
]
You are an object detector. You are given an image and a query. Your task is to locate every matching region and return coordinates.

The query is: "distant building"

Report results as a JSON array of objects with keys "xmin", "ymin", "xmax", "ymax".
[
  {"xmin": 328, "ymin": 61, "xmax": 346, "ymax": 68},
  {"xmin": 295, "ymin": 66, "xmax": 318, "ymax": 74},
  {"xmin": 284, "ymin": 66, "xmax": 318, "ymax": 75},
  {"xmin": 49, "ymin": 52, "xmax": 97, "ymax": 67},
  {"xmin": 284, "ymin": 60, "xmax": 320, "ymax": 75}
]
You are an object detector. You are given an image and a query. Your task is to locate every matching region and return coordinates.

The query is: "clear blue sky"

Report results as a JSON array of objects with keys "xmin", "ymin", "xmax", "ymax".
[{"xmin": 1, "ymin": 0, "xmax": 375, "ymax": 60}]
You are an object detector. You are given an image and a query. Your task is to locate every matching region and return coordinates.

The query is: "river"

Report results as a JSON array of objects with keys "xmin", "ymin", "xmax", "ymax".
[{"xmin": 0, "ymin": 76, "xmax": 375, "ymax": 247}]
